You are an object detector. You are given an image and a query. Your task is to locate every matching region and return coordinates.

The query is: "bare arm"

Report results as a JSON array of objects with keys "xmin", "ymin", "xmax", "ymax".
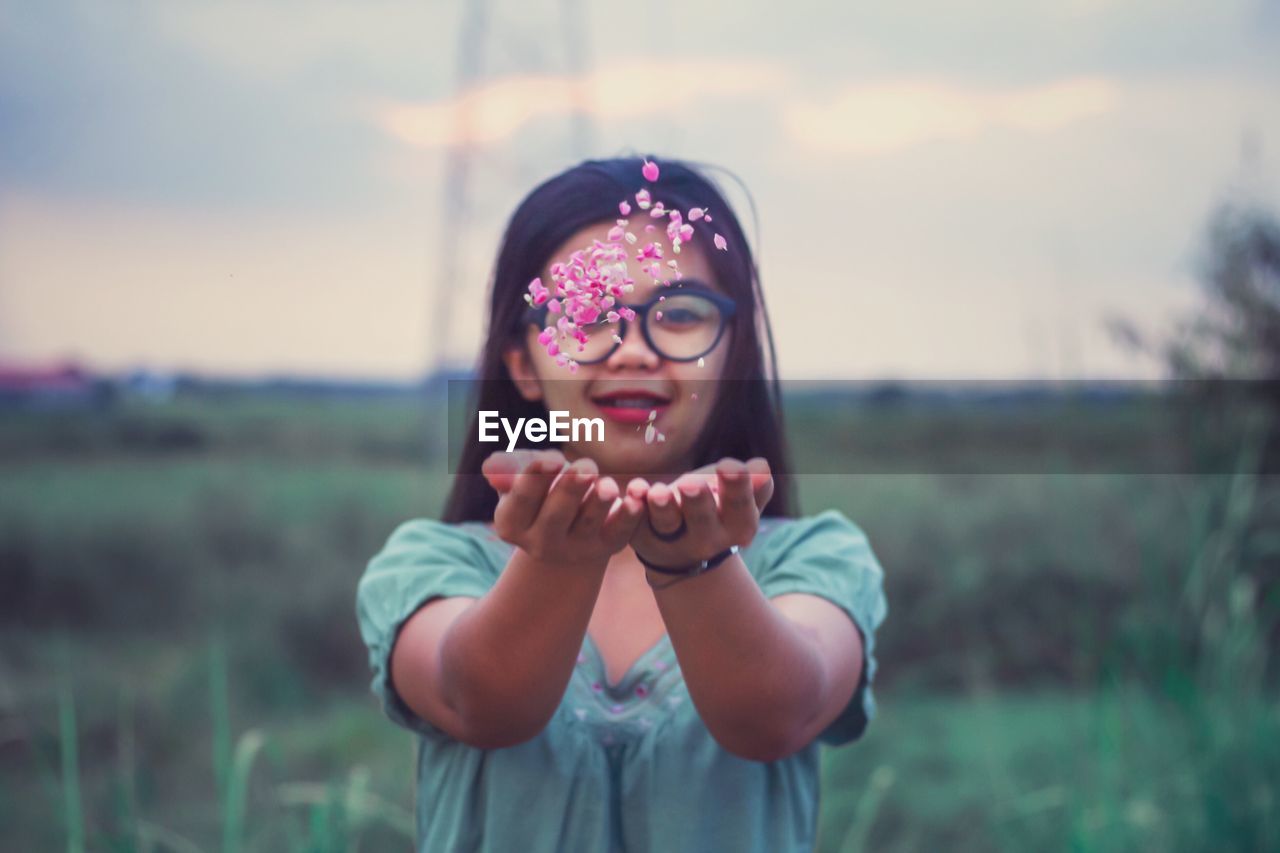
[
  {"xmin": 389, "ymin": 451, "xmax": 646, "ymax": 749},
  {"xmin": 650, "ymin": 565, "xmax": 862, "ymax": 761},
  {"xmin": 391, "ymin": 548, "xmax": 607, "ymax": 748},
  {"xmin": 635, "ymin": 458, "xmax": 863, "ymax": 762}
]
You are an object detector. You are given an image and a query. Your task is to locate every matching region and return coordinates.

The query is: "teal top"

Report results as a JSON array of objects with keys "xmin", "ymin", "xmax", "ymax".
[{"xmin": 355, "ymin": 509, "xmax": 888, "ymax": 853}]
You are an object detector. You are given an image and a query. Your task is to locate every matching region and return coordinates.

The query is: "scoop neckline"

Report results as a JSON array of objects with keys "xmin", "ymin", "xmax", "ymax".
[{"xmin": 581, "ymin": 631, "xmax": 673, "ymax": 695}]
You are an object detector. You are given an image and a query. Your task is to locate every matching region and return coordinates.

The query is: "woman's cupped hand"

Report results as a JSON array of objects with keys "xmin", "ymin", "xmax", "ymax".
[
  {"xmin": 629, "ymin": 457, "xmax": 774, "ymax": 569},
  {"xmin": 481, "ymin": 450, "xmax": 648, "ymax": 570},
  {"xmin": 482, "ymin": 450, "xmax": 774, "ymax": 572}
]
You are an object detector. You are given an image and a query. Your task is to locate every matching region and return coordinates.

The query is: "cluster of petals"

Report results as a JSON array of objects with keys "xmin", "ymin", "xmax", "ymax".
[{"xmin": 522, "ymin": 159, "xmax": 730, "ymax": 373}]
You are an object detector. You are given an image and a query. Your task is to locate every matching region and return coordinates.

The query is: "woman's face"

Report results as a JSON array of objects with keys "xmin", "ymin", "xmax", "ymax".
[{"xmin": 503, "ymin": 220, "xmax": 733, "ymax": 481}]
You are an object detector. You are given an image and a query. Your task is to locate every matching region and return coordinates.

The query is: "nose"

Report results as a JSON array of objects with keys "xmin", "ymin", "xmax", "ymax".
[{"xmin": 604, "ymin": 315, "xmax": 660, "ymax": 370}]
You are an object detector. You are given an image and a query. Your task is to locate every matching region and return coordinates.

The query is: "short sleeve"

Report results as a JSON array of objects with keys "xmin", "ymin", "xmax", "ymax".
[
  {"xmin": 756, "ymin": 510, "xmax": 888, "ymax": 747},
  {"xmin": 355, "ymin": 519, "xmax": 498, "ymax": 736}
]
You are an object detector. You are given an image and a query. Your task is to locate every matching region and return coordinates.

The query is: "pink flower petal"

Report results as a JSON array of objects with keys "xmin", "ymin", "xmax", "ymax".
[
  {"xmin": 642, "ymin": 158, "xmax": 660, "ymax": 182},
  {"xmin": 688, "ymin": 208, "xmax": 705, "ymax": 221},
  {"xmin": 619, "ymin": 200, "xmax": 631, "ymax": 216},
  {"xmin": 713, "ymin": 233, "xmax": 728, "ymax": 251}
]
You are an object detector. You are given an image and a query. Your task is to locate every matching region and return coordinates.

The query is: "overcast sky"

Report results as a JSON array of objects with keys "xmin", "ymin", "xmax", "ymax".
[{"xmin": 2, "ymin": 0, "xmax": 1278, "ymax": 380}]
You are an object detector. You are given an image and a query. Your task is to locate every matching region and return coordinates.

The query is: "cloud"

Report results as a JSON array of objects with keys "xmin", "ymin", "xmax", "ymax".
[
  {"xmin": 374, "ymin": 59, "xmax": 788, "ymax": 149},
  {"xmin": 783, "ymin": 76, "xmax": 1122, "ymax": 156}
]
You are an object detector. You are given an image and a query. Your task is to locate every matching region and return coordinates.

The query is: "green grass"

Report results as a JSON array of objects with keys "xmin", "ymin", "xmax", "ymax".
[
  {"xmin": 818, "ymin": 688, "xmax": 1280, "ymax": 853},
  {"xmin": 1, "ymin": 392, "xmax": 1276, "ymax": 850}
]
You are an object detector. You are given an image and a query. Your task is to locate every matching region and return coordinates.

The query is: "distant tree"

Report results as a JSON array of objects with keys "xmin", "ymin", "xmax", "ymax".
[
  {"xmin": 1110, "ymin": 198, "xmax": 1280, "ymax": 379},
  {"xmin": 1167, "ymin": 201, "xmax": 1280, "ymax": 379},
  {"xmin": 1110, "ymin": 194, "xmax": 1280, "ymax": 473}
]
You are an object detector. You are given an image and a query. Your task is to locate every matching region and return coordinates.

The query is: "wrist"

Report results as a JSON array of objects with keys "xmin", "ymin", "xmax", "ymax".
[
  {"xmin": 515, "ymin": 546, "xmax": 610, "ymax": 577},
  {"xmin": 637, "ymin": 545, "xmax": 740, "ymax": 584}
]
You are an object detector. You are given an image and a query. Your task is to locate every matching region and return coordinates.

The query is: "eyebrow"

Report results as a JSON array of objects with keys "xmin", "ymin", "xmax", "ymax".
[{"xmin": 639, "ymin": 277, "xmax": 718, "ymax": 299}]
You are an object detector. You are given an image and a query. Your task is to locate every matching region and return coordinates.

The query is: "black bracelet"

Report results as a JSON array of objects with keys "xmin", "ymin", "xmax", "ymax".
[{"xmin": 637, "ymin": 545, "xmax": 740, "ymax": 590}]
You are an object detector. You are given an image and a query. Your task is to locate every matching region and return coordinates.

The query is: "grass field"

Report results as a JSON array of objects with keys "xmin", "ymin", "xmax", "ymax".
[{"xmin": 1, "ymin": 392, "xmax": 1276, "ymax": 850}]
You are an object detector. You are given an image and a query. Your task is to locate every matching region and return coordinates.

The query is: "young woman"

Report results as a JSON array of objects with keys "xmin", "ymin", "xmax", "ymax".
[{"xmin": 356, "ymin": 156, "xmax": 888, "ymax": 852}]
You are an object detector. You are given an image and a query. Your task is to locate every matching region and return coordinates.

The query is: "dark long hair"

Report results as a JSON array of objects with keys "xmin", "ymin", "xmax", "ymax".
[{"xmin": 442, "ymin": 155, "xmax": 796, "ymax": 522}]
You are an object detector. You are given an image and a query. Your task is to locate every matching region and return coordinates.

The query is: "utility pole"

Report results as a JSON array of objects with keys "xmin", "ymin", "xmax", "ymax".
[{"xmin": 429, "ymin": 0, "xmax": 597, "ymax": 377}]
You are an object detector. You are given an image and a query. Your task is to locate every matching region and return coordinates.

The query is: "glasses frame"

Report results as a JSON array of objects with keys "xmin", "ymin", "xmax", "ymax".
[{"xmin": 523, "ymin": 283, "xmax": 737, "ymax": 365}]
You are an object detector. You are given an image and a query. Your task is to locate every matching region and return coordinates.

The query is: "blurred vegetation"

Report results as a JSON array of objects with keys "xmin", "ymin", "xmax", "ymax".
[{"xmin": 1, "ymin": 388, "xmax": 1277, "ymax": 851}]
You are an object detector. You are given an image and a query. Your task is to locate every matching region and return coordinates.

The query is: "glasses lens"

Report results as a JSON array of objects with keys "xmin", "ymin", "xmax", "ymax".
[
  {"xmin": 564, "ymin": 317, "xmax": 617, "ymax": 363},
  {"xmin": 647, "ymin": 293, "xmax": 725, "ymax": 360}
]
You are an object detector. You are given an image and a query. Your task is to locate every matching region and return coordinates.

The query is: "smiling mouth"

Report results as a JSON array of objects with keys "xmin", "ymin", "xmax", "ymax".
[{"xmin": 590, "ymin": 391, "xmax": 673, "ymax": 423}]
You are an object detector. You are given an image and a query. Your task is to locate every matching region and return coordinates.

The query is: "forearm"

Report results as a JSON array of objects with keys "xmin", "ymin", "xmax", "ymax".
[
  {"xmin": 440, "ymin": 547, "xmax": 606, "ymax": 744},
  {"xmin": 649, "ymin": 555, "xmax": 827, "ymax": 761}
]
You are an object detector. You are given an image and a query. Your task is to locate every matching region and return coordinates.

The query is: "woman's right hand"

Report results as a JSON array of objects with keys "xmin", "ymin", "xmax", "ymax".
[{"xmin": 481, "ymin": 450, "xmax": 648, "ymax": 570}]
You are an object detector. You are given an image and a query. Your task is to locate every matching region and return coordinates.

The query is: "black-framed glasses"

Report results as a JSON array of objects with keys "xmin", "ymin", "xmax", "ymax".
[{"xmin": 524, "ymin": 282, "xmax": 737, "ymax": 364}]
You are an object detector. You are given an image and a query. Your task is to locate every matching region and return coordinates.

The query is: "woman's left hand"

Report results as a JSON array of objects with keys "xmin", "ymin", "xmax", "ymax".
[{"xmin": 629, "ymin": 457, "xmax": 774, "ymax": 570}]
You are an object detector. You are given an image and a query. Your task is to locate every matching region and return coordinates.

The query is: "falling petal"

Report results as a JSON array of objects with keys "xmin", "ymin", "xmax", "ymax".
[
  {"xmin": 635, "ymin": 188, "xmax": 651, "ymax": 209},
  {"xmin": 648, "ymin": 409, "xmax": 657, "ymax": 421},
  {"xmin": 688, "ymin": 207, "xmax": 705, "ymax": 221},
  {"xmin": 625, "ymin": 232, "xmax": 638, "ymax": 244},
  {"xmin": 612, "ymin": 334, "xmax": 623, "ymax": 344},
  {"xmin": 642, "ymin": 158, "xmax": 660, "ymax": 182},
  {"xmin": 698, "ymin": 357, "xmax": 706, "ymax": 368},
  {"xmin": 619, "ymin": 200, "xmax": 631, "ymax": 215},
  {"xmin": 691, "ymin": 392, "xmax": 699, "ymax": 400},
  {"xmin": 657, "ymin": 431, "xmax": 666, "ymax": 442},
  {"xmin": 713, "ymin": 233, "xmax": 728, "ymax": 251},
  {"xmin": 704, "ymin": 214, "xmax": 712, "ymax": 222},
  {"xmin": 644, "ymin": 424, "xmax": 656, "ymax": 444},
  {"xmin": 645, "ymin": 224, "xmax": 656, "ymax": 233},
  {"xmin": 655, "ymin": 310, "xmax": 663, "ymax": 321}
]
